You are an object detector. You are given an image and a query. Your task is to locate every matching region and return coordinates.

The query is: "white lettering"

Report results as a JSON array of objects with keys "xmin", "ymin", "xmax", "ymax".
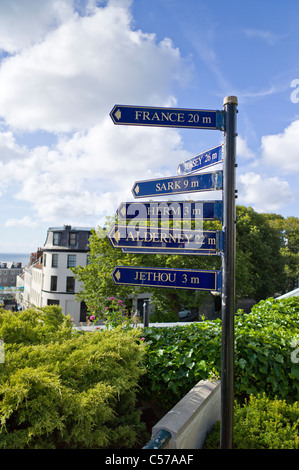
[
  {"xmin": 290, "ymin": 79, "xmax": 299, "ymax": 103},
  {"xmin": 105, "ymin": 455, "xmax": 139, "ymax": 467}
]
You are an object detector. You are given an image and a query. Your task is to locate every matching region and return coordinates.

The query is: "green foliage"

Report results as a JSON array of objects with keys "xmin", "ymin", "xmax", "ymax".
[
  {"xmin": 88, "ymin": 295, "xmax": 134, "ymax": 329},
  {"xmin": 100, "ymin": 296, "xmax": 136, "ymax": 329},
  {"xmin": 140, "ymin": 320, "xmax": 222, "ymax": 408},
  {"xmin": 72, "ymin": 221, "xmax": 221, "ymax": 321},
  {"xmin": 234, "ymin": 297, "xmax": 299, "ymax": 400},
  {"xmin": 140, "ymin": 297, "xmax": 299, "ymax": 408},
  {"xmin": 149, "ymin": 309, "xmax": 178, "ymax": 323},
  {"xmin": 73, "ymin": 209, "xmax": 299, "ymax": 323},
  {"xmin": 204, "ymin": 394, "xmax": 299, "ymax": 449},
  {"xmin": 264, "ymin": 213, "xmax": 299, "ymax": 292},
  {"xmin": 0, "ymin": 307, "xmax": 146, "ymax": 449},
  {"xmin": 236, "ymin": 206, "xmax": 286, "ymax": 300},
  {"xmin": 0, "ymin": 306, "xmax": 73, "ymax": 345}
]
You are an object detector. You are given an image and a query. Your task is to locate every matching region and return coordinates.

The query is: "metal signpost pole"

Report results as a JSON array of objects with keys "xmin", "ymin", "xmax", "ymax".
[
  {"xmin": 220, "ymin": 96, "xmax": 238, "ymax": 449},
  {"xmin": 143, "ymin": 300, "xmax": 149, "ymax": 328}
]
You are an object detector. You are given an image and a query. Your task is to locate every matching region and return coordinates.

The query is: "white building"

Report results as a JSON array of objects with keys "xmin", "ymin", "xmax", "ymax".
[{"xmin": 22, "ymin": 225, "xmax": 92, "ymax": 324}]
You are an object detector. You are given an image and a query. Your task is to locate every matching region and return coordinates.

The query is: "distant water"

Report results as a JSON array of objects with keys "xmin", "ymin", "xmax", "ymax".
[{"xmin": 0, "ymin": 253, "xmax": 30, "ymax": 267}]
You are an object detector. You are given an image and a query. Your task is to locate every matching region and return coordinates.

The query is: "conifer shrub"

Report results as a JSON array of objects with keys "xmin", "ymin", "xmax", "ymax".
[{"xmin": 0, "ymin": 307, "xmax": 146, "ymax": 449}]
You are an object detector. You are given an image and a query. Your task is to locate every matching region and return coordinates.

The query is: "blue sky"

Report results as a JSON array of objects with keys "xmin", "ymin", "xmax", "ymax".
[{"xmin": 0, "ymin": 0, "xmax": 298, "ymax": 253}]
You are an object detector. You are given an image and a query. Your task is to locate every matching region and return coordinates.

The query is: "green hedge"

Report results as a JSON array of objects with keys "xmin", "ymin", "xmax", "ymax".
[
  {"xmin": 204, "ymin": 394, "xmax": 299, "ymax": 449},
  {"xmin": 140, "ymin": 297, "xmax": 299, "ymax": 408},
  {"xmin": 1, "ymin": 297, "xmax": 298, "ymax": 448},
  {"xmin": 0, "ymin": 307, "xmax": 146, "ymax": 449}
]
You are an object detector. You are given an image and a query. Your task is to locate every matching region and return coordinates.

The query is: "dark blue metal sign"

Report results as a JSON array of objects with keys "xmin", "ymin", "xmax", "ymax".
[
  {"xmin": 177, "ymin": 145, "xmax": 223, "ymax": 175},
  {"xmin": 111, "ymin": 265, "xmax": 222, "ymax": 292},
  {"xmin": 117, "ymin": 201, "xmax": 223, "ymax": 222},
  {"xmin": 108, "ymin": 225, "xmax": 222, "ymax": 255},
  {"xmin": 132, "ymin": 170, "xmax": 222, "ymax": 198},
  {"xmin": 110, "ymin": 105, "xmax": 225, "ymax": 131}
]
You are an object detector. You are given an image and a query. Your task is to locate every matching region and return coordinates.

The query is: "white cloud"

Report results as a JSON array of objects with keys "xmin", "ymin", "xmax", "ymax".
[
  {"xmin": 0, "ymin": 1, "xmax": 186, "ymax": 132},
  {"xmin": 261, "ymin": 120, "xmax": 299, "ymax": 172},
  {"xmin": 0, "ymin": 0, "xmax": 73, "ymax": 53},
  {"xmin": 0, "ymin": 0, "xmax": 192, "ymax": 228},
  {"xmin": 0, "ymin": 130, "xmax": 28, "ymax": 161},
  {"xmin": 238, "ymin": 172, "xmax": 293, "ymax": 212},
  {"xmin": 1, "ymin": 120, "xmax": 188, "ymax": 224},
  {"xmin": 5, "ymin": 216, "xmax": 38, "ymax": 228},
  {"xmin": 237, "ymin": 136, "xmax": 256, "ymax": 162},
  {"xmin": 243, "ymin": 29, "xmax": 279, "ymax": 45}
]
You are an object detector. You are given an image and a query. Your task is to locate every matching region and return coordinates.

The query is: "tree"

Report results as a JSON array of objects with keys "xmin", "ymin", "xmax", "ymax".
[
  {"xmin": 236, "ymin": 206, "xmax": 286, "ymax": 300},
  {"xmin": 73, "ymin": 206, "xmax": 292, "ymax": 322},
  {"xmin": 263, "ymin": 214, "xmax": 299, "ymax": 292},
  {"xmin": 73, "ymin": 217, "xmax": 221, "ymax": 321}
]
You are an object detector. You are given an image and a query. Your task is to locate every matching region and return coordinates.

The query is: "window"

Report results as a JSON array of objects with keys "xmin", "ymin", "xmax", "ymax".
[
  {"xmin": 52, "ymin": 254, "xmax": 58, "ymax": 267},
  {"xmin": 47, "ymin": 299, "xmax": 59, "ymax": 306},
  {"xmin": 66, "ymin": 277, "xmax": 75, "ymax": 292},
  {"xmin": 53, "ymin": 232, "xmax": 60, "ymax": 245},
  {"xmin": 50, "ymin": 276, "xmax": 57, "ymax": 291},
  {"xmin": 67, "ymin": 255, "xmax": 76, "ymax": 268},
  {"xmin": 44, "ymin": 254, "xmax": 46, "ymax": 267},
  {"xmin": 69, "ymin": 233, "xmax": 77, "ymax": 246},
  {"xmin": 80, "ymin": 301, "xmax": 88, "ymax": 322}
]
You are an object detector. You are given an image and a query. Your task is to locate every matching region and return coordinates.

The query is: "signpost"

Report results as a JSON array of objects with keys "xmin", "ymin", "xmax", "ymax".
[
  {"xmin": 132, "ymin": 170, "xmax": 222, "ymax": 198},
  {"xmin": 108, "ymin": 224, "xmax": 222, "ymax": 256},
  {"xmin": 109, "ymin": 96, "xmax": 238, "ymax": 449},
  {"xmin": 177, "ymin": 145, "xmax": 222, "ymax": 175},
  {"xmin": 112, "ymin": 266, "xmax": 222, "ymax": 292},
  {"xmin": 110, "ymin": 104, "xmax": 225, "ymax": 130},
  {"xmin": 117, "ymin": 201, "xmax": 223, "ymax": 222},
  {"xmin": 220, "ymin": 96, "xmax": 238, "ymax": 449}
]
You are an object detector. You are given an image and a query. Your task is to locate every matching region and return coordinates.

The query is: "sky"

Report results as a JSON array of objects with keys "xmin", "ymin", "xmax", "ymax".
[{"xmin": 0, "ymin": 0, "xmax": 299, "ymax": 254}]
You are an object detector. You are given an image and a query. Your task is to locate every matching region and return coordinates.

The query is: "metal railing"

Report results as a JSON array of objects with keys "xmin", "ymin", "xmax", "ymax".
[{"xmin": 142, "ymin": 429, "xmax": 171, "ymax": 449}]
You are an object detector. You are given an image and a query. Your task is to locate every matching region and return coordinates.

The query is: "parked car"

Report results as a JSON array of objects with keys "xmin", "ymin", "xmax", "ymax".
[{"xmin": 178, "ymin": 308, "xmax": 198, "ymax": 322}]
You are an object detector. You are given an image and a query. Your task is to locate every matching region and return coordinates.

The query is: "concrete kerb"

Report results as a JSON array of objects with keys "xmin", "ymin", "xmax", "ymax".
[{"xmin": 150, "ymin": 379, "xmax": 221, "ymax": 449}]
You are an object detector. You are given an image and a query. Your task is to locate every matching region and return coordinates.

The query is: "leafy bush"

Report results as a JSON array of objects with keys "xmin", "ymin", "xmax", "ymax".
[
  {"xmin": 149, "ymin": 309, "xmax": 178, "ymax": 323},
  {"xmin": 204, "ymin": 394, "xmax": 299, "ymax": 449},
  {"xmin": 140, "ymin": 297, "xmax": 299, "ymax": 408},
  {"xmin": 234, "ymin": 297, "xmax": 299, "ymax": 401},
  {"xmin": 140, "ymin": 320, "xmax": 222, "ymax": 408},
  {"xmin": 0, "ymin": 307, "xmax": 146, "ymax": 449}
]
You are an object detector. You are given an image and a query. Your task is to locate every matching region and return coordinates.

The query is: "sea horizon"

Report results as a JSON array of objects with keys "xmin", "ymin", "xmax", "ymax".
[{"xmin": 0, "ymin": 253, "xmax": 30, "ymax": 266}]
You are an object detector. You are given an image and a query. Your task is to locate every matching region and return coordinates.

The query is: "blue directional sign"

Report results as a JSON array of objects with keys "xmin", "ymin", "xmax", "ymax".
[
  {"xmin": 110, "ymin": 105, "xmax": 225, "ymax": 131},
  {"xmin": 177, "ymin": 145, "xmax": 223, "ymax": 175},
  {"xmin": 108, "ymin": 225, "xmax": 222, "ymax": 255},
  {"xmin": 111, "ymin": 266, "xmax": 222, "ymax": 292},
  {"xmin": 117, "ymin": 201, "xmax": 223, "ymax": 222},
  {"xmin": 132, "ymin": 170, "xmax": 222, "ymax": 198}
]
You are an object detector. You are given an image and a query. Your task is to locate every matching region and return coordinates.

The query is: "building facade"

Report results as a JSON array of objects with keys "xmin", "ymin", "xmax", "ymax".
[
  {"xmin": 0, "ymin": 262, "xmax": 23, "ymax": 288},
  {"xmin": 22, "ymin": 225, "xmax": 92, "ymax": 324}
]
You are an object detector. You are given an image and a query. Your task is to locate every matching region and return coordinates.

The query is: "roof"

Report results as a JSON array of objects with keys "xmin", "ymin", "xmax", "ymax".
[
  {"xmin": 48, "ymin": 226, "xmax": 94, "ymax": 232},
  {"xmin": 276, "ymin": 288, "xmax": 299, "ymax": 299}
]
